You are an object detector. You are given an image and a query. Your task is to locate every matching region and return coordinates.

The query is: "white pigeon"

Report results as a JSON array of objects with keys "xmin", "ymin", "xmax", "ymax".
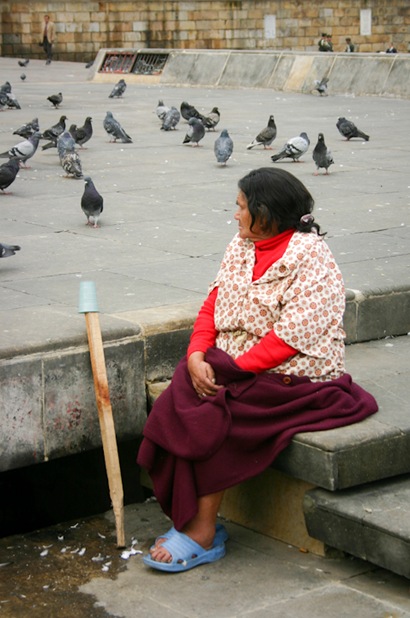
[
  {"xmin": 156, "ymin": 100, "xmax": 170, "ymax": 121},
  {"xmin": 271, "ymin": 132, "xmax": 310, "ymax": 163},
  {"xmin": 314, "ymin": 77, "xmax": 329, "ymax": 96}
]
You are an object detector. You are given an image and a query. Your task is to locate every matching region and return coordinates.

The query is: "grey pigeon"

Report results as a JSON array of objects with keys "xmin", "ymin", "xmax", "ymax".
[
  {"xmin": 5, "ymin": 91, "xmax": 21, "ymax": 109},
  {"xmin": 203, "ymin": 107, "xmax": 221, "ymax": 131},
  {"xmin": 41, "ymin": 115, "xmax": 67, "ymax": 142},
  {"xmin": 57, "ymin": 131, "xmax": 76, "ymax": 160},
  {"xmin": 271, "ymin": 132, "xmax": 310, "ymax": 163},
  {"xmin": 0, "ymin": 91, "xmax": 9, "ymax": 111},
  {"xmin": 246, "ymin": 115, "xmax": 277, "ymax": 150},
  {"xmin": 214, "ymin": 129, "xmax": 233, "ymax": 166},
  {"xmin": 18, "ymin": 59, "xmax": 29, "ymax": 67},
  {"xmin": 20, "ymin": 74, "xmax": 26, "ymax": 81},
  {"xmin": 156, "ymin": 100, "xmax": 170, "ymax": 121},
  {"xmin": 68, "ymin": 124, "xmax": 78, "ymax": 141},
  {"xmin": 314, "ymin": 77, "xmax": 329, "ymax": 96},
  {"xmin": 0, "ymin": 81, "xmax": 12, "ymax": 94},
  {"xmin": 13, "ymin": 117, "xmax": 40, "ymax": 139},
  {"xmin": 73, "ymin": 116, "xmax": 93, "ymax": 148},
  {"xmin": 0, "ymin": 243, "xmax": 21, "ymax": 258},
  {"xmin": 61, "ymin": 151, "xmax": 83, "ymax": 179},
  {"xmin": 180, "ymin": 101, "xmax": 204, "ymax": 122},
  {"xmin": 109, "ymin": 78, "xmax": 127, "ymax": 98},
  {"xmin": 103, "ymin": 111, "xmax": 132, "ymax": 143},
  {"xmin": 47, "ymin": 92, "xmax": 63, "ymax": 108},
  {"xmin": 85, "ymin": 60, "xmax": 94, "ymax": 69},
  {"xmin": 57, "ymin": 131, "xmax": 82, "ymax": 178},
  {"xmin": 0, "ymin": 158, "xmax": 20, "ymax": 193},
  {"xmin": 336, "ymin": 117, "xmax": 369, "ymax": 141},
  {"xmin": 0, "ymin": 131, "xmax": 41, "ymax": 167},
  {"xmin": 161, "ymin": 107, "xmax": 180, "ymax": 131},
  {"xmin": 81, "ymin": 176, "xmax": 103, "ymax": 227},
  {"xmin": 183, "ymin": 117, "xmax": 205, "ymax": 146},
  {"xmin": 312, "ymin": 133, "xmax": 334, "ymax": 175}
]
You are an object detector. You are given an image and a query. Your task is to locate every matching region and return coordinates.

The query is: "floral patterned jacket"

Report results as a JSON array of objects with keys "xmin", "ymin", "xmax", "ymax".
[{"xmin": 210, "ymin": 231, "xmax": 346, "ymax": 381}]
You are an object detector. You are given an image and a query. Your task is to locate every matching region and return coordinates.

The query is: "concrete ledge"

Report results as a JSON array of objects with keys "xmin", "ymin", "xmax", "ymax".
[
  {"xmin": 0, "ymin": 337, "xmax": 146, "ymax": 472},
  {"xmin": 303, "ymin": 475, "xmax": 410, "ymax": 579},
  {"xmin": 1, "ymin": 293, "xmax": 409, "ymax": 474},
  {"xmin": 90, "ymin": 49, "xmax": 410, "ymax": 99}
]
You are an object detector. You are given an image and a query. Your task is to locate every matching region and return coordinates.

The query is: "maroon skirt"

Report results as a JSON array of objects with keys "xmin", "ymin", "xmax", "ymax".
[{"xmin": 137, "ymin": 347, "xmax": 378, "ymax": 530}]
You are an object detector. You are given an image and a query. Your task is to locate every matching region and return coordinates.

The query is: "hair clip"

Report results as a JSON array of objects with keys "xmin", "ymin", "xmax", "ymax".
[{"xmin": 300, "ymin": 214, "xmax": 314, "ymax": 224}]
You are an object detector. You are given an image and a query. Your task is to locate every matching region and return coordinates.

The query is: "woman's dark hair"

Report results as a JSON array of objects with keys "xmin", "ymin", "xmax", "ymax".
[{"xmin": 238, "ymin": 167, "xmax": 324, "ymax": 236}]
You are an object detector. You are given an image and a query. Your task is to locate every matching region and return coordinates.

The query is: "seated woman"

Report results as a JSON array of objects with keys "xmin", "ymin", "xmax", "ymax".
[{"xmin": 137, "ymin": 167, "xmax": 378, "ymax": 573}]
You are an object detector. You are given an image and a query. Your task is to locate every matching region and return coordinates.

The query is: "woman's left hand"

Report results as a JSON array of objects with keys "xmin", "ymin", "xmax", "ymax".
[{"xmin": 187, "ymin": 351, "xmax": 223, "ymax": 398}]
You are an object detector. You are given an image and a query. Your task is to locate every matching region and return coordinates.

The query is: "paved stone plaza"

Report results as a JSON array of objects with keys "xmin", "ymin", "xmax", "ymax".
[{"xmin": 0, "ymin": 57, "xmax": 409, "ymax": 616}]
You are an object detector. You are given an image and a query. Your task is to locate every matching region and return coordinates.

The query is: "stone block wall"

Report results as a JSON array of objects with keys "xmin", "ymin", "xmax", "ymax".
[{"xmin": 1, "ymin": 0, "xmax": 409, "ymax": 62}]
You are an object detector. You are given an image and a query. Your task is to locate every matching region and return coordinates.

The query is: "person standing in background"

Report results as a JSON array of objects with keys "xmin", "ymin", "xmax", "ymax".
[
  {"xmin": 318, "ymin": 33, "xmax": 329, "ymax": 52},
  {"xmin": 345, "ymin": 37, "xmax": 355, "ymax": 52},
  {"xmin": 385, "ymin": 43, "xmax": 397, "ymax": 53},
  {"xmin": 326, "ymin": 34, "xmax": 334, "ymax": 51},
  {"xmin": 42, "ymin": 15, "xmax": 55, "ymax": 65}
]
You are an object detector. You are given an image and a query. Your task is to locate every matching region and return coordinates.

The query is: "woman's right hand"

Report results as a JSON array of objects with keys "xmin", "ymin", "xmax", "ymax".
[{"xmin": 187, "ymin": 351, "xmax": 222, "ymax": 398}]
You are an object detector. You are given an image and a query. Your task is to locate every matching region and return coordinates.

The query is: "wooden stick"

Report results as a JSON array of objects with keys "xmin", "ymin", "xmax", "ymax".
[{"xmin": 79, "ymin": 282, "xmax": 125, "ymax": 548}]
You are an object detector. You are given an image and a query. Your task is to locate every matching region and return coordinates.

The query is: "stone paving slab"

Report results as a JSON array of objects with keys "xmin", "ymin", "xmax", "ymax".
[
  {"xmin": 3, "ymin": 499, "xmax": 409, "ymax": 618},
  {"xmin": 0, "ymin": 56, "xmax": 409, "ymax": 357},
  {"xmin": 77, "ymin": 501, "xmax": 410, "ymax": 616}
]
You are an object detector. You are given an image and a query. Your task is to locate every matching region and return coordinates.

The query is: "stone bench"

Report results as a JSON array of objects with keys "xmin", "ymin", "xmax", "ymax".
[{"xmin": 144, "ymin": 334, "xmax": 410, "ymax": 577}]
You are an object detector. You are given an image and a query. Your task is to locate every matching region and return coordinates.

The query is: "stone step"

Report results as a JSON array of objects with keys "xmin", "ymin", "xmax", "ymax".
[{"xmin": 303, "ymin": 474, "xmax": 410, "ymax": 579}]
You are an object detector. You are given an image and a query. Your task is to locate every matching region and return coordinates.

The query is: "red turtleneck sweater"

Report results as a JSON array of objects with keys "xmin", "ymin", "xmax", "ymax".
[{"xmin": 187, "ymin": 230, "xmax": 297, "ymax": 373}]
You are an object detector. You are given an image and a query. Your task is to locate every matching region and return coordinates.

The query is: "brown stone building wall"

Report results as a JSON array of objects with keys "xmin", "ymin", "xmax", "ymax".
[{"xmin": 1, "ymin": 1, "xmax": 409, "ymax": 62}]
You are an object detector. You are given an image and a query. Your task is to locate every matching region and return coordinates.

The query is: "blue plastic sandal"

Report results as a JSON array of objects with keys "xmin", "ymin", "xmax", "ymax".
[
  {"xmin": 150, "ymin": 523, "xmax": 228, "ymax": 549},
  {"xmin": 143, "ymin": 530, "xmax": 226, "ymax": 573}
]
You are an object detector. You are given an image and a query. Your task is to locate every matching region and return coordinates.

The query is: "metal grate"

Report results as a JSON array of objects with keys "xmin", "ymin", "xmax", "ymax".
[
  {"xmin": 99, "ymin": 52, "xmax": 137, "ymax": 73},
  {"xmin": 132, "ymin": 52, "xmax": 169, "ymax": 75}
]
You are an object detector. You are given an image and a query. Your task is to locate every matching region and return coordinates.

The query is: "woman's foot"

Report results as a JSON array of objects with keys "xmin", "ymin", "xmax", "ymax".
[{"xmin": 150, "ymin": 525, "xmax": 216, "ymax": 563}]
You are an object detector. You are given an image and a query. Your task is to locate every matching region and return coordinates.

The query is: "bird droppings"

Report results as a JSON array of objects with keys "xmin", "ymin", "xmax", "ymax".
[{"xmin": 0, "ymin": 513, "xmax": 133, "ymax": 618}]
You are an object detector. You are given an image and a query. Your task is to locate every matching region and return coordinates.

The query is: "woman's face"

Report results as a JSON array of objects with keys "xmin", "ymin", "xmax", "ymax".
[{"xmin": 234, "ymin": 190, "xmax": 277, "ymax": 241}]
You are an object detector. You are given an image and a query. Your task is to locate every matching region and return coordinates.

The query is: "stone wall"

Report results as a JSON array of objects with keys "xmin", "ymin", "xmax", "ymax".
[{"xmin": 1, "ymin": 0, "xmax": 409, "ymax": 62}]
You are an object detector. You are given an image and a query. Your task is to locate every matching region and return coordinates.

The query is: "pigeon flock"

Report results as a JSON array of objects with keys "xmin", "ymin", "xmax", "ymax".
[{"xmin": 0, "ymin": 64, "xmax": 373, "ymax": 266}]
